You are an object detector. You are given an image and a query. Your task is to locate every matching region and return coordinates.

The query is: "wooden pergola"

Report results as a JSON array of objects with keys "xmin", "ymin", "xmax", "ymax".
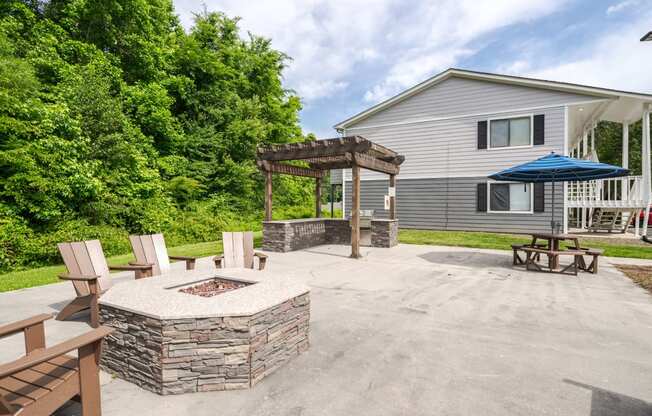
[{"xmin": 256, "ymin": 136, "xmax": 405, "ymax": 258}]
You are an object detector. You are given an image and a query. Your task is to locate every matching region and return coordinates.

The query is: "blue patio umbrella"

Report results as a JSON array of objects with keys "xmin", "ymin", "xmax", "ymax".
[{"xmin": 489, "ymin": 152, "xmax": 629, "ymax": 233}]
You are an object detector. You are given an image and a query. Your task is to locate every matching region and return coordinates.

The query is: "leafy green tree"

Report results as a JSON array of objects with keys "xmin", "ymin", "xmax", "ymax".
[{"xmin": 0, "ymin": 1, "xmax": 309, "ymax": 272}]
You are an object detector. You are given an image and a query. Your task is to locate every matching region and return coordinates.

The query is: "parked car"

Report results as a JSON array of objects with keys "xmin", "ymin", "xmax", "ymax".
[{"xmin": 640, "ymin": 207, "xmax": 652, "ymax": 226}]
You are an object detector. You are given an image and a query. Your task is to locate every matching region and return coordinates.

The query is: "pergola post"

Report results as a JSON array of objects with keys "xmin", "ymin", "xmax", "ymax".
[
  {"xmin": 315, "ymin": 177, "xmax": 321, "ymax": 218},
  {"xmin": 389, "ymin": 174, "xmax": 396, "ymax": 220},
  {"xmin": 265, "ymin": 170, "xmax": 273, "ymax": 221},
  {"xmin": 351, "ymin": 164, "xmax": 360, "ymax": 258}
]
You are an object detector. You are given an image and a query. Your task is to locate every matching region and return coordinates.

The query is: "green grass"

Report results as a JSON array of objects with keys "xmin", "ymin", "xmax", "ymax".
[
  {"xmin": 399, "ymin": 229, "xmax": 652, "ymax": 260},
  {"xmin": 0, "ymin": 233, "xmax": 262, "ymax": 293}
]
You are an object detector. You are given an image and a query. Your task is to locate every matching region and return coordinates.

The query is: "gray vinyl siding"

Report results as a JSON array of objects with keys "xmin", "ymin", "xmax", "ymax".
[
  {"xmin": 330, "ymin": 169, "xmax": 342, "ymax": 184},
  {"xmin": 345, "ymin": 106, "xmax": 566, "ymax": 181},
  {"xmin": 352, "ymin": 76, "xmax": 599, "ymax": 129},
  {"xmin": 345, "ymin": 177, "xmax": 563, "ymax": 234}
]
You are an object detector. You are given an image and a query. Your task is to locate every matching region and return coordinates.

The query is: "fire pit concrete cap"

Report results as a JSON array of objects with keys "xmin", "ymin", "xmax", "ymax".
[{"xmin": 99, "ymin": 268, "xmax": 309, "ymax": 319}]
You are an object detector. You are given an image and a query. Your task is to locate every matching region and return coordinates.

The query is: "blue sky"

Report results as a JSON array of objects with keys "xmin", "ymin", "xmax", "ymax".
[{"xmin": 172, "ymin": 0, "xmax": 652, "ymax": 137}]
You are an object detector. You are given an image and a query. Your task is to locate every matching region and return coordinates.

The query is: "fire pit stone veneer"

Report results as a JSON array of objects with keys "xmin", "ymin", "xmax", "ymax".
[{"xmin": 98, "ymin": 269, "xmax": 310, "ymax": 395}]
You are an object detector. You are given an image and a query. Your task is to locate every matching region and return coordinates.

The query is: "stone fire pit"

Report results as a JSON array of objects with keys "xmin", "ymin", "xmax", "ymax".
[{"xmin": 98, "ymin": 268, "xmax": 310, "ymax": 395}]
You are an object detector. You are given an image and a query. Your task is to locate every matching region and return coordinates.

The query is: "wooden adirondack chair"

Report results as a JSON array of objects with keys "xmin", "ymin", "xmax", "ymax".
[
  {"xmin": 129, "ymin": 233, "xmax": 197, "ymax": 275},
  {"xmin": 57, "ymin": 240, "xmax": 154, "ymax": 327},
  {"xmin": 214, "ymin": 232, "xmax": 267, "ymax": 270},
  {"xmin": 0, "ymin": 314, "xmax": 113, "ymax": 416}
]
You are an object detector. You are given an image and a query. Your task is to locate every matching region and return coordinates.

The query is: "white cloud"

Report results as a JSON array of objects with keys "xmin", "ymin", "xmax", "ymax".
[
  {"xmin": 606, "ymin": 0, "xmax": 639, "ymax": 15},
  {"xmin": 524, "ymin": 10, "xmax": 652, "ymax": 94},
  {"xmin": 173, "ymin": 0, "xmax": 397, "ymax": 102},
  {"xmin": 173, "ymin": 0, "xmax": 568, "ymax": 105},
  {"xmin": 361, "ymin": 0, "xmax": 568, "ymax": 102}
]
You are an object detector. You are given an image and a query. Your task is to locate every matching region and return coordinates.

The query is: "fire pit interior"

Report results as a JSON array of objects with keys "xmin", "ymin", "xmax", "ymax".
[{"xmin": 178, "ymin": 278, "xmax": 252, "ymax": 297}]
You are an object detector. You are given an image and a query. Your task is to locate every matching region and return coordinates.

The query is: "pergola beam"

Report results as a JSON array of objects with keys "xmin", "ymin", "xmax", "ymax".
[
  {"xmin": 257, "ymin": 160, "xmax": 325, "ymax": 178},
  {"xmin": 257, "ymin": 136, "xmax": 399, "ymax": 162},
  {"xmin": 351, "ymin": 152, "xmax": 400, "ymax": 175}
]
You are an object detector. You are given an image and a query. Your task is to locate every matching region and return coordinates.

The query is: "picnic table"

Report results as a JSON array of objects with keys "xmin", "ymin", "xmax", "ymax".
[{"xmin": 528, "ymin": 232, "xmax": 581, "ymax": 270}]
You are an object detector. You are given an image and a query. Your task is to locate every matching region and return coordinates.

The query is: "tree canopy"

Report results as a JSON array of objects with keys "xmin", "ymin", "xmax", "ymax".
[{"xmin": 0, "ymin": 0, "xmax": 312, "ymax": 271}]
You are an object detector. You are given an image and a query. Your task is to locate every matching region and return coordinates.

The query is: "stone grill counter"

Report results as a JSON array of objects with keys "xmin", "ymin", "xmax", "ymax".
[
  {"xmin": 263, "ymin": 218, "xmax": 398, "ymax": 252},
  {"xmin": 99, "ymin": 269, "xmax": 310, "ymax": 395}
]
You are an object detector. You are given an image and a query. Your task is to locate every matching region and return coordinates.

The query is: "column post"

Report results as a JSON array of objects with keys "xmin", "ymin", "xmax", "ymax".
[
  {"xmin": 315, "ymin": 177, "xmax": 321, "ymax": 218},
  {"xmin": 265, "ymin": 170, "xmax": 273, "ymax": 221},
  {"xmin": 389, "ymin": 174, "xmax": 396, "ymax": 220},
  {"xmin": 642, "ymin": 108, "xmax": 651, "ymax": 237},
  {"xmin": 350, "ymin": 164, "xmax": 360, "ymax": 258},
  {"xmin": 623, "ymin": 122, "xmax": 630, "ymax": 201}
]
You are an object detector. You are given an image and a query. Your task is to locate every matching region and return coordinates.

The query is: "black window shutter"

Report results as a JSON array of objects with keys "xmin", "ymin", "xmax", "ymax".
[
  {"xmin": 477, "ymin": 183, "xmax": 487, "ymax": 212},
  {"xmin": 534, "ymin": 183, "xmax": 545, "ymax": 212},
  {"xmin": 533, "ymin": 114, "xmax": 545, "ymax": 145},
  {"xmin": 477, "ymin": 120, "xmax": 487, "ymax": 149}
]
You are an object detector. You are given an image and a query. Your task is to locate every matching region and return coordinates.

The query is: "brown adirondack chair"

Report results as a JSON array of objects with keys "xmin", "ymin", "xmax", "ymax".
[
  {"xmin": 0, "ymin": 314, "xmax": 113, "ymax": 416},
  {"xmin": 57, "ymin": 240, "xmax": 154, "ymax": 327},
  {"xmin": 214, "ymin": 232, "xmax": 267, "ymax": 270},
  {"xmin": 129, "ymin": 233, "xmax": 197, "ymax": 275}
]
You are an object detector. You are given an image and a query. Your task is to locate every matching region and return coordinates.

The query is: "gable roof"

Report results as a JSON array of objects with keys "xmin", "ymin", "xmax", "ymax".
[{"xmin": 334, "ymin": 68, "xmax": 652, "ymax": 130}]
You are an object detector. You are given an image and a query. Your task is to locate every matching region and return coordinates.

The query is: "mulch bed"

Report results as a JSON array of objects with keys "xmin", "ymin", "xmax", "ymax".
[
  {"xmin": 615, "ymin": 265, "xmax": 652, "ymax": 294},
  {"xmin": 179, "ymin": 278, "xmax": 250, "ymax": 297}
]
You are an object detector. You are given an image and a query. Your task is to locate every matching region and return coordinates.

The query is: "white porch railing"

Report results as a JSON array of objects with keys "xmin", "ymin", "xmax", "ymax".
[{"xmin": 567, "ymin": 175, "xmax": 646, "ymax": 208}]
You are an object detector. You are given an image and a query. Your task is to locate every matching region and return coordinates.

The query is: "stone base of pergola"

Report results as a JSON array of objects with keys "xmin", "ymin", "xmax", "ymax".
[
  {"xmin": 262, "ymin": 218, "xmax": 398, "ymax": 252},
  {"xmin": 256, "ymin": 136, "xmax": 405, "ymax": 258}
]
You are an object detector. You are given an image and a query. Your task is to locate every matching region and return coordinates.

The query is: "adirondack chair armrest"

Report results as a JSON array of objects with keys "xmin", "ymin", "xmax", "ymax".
[
  {"xmin": 112, "ymin": 263, "xmax": 153, "ymax": 278},
  {"xmin": 116, "ymin": 263, "xmax": 153, "ymax": 270},
  {"xmin": 58, "ymin": 273, "xmax": 101, "ymax": 282},
  {"xmin": 0, "ymin": 326, "xmax": 114, "ymax": 379},
  {"xmin": 169, "ymin": 255, "xmax": 196, "ymax": 261},
  {"xmin": 169, "ymin": 255, "xmax": 197, "ymax": 270},
  {"xmin": 0, "ymin": 314, "xmax": 52, "ymax": 338},
  {"xmin": 213, "ymin": 255, "xmax": 224, "ymax": 269},
  {"xmin": 254, "ymin": 252, "xmax": 268, "ymax": 270}
]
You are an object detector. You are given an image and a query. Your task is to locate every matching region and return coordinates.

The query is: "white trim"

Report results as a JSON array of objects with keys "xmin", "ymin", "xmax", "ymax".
[
  {"xmin": 335, "ymin": 67, "xmax": 652, "ymax": 130},
  {"xmin": 487, "ymin": 181, "xmax": 534, "ymax": 215},
  {"xmin": 486, "ymin": 114, "xmax": 533, "ymax": 150},
  {"xmin": 563, "ymin": 105, "xmax": 569, "ymax": 234},
  {"xmin": 341, "ymin": 128, "xmax": 346, "ymax": 218},
  {"xmin": 343, "ymin": 99, "xmax": 607, "ymax": 131}
]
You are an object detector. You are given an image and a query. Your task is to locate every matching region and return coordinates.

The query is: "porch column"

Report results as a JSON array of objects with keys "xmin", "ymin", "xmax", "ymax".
[
  {"xmin": 623, "ymin": 123, "xmax": 629, "ymax": 201},
  {"xmin": 643, "ymin": 108, "xmax": 651, "ymax": 237},
  {"xmin": 389, "ymin": 174, "xmax": 396, "ymax": 220},
  {"xmin": 350, "ymin": 164, "xmax": 361, "ymax": 258},
  {"xmin": 581, "ymin": 131, "xmax": 589, "ymax": 229},
  {"xmin": 264, "ymin": 170, "xmax": 273, "ymax": 221},
  {"xmin": 590, "ymin": 126, "xmax": 595, "ymax": 156}
]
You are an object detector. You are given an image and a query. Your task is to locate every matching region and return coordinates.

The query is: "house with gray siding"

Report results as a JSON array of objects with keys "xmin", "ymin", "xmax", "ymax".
[{"xmin": 331, "ymin": 68, "xmax": 652, "ymax": 236}]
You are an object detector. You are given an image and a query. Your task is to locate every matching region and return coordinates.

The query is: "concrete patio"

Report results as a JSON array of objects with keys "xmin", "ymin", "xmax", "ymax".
[{"xmin": 2, "ymin": 243, "xmax": 652, "ymax": 416}]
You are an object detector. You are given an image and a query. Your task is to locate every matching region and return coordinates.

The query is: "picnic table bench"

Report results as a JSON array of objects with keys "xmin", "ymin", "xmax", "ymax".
[{"xmin": 511, "ymin": 233, "xmax": 604, "ymax": 276}]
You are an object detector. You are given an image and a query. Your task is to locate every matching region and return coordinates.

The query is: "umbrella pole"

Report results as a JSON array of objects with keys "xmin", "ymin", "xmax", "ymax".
[{"xmin": 551, "ymin": 181, "xmax": 555, "ymax": 233}]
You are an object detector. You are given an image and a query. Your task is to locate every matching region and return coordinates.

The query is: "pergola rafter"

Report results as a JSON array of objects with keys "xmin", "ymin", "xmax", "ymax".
[{"xmin": 256, "ymin": 136, "xmax": 405, "ymax": 258}]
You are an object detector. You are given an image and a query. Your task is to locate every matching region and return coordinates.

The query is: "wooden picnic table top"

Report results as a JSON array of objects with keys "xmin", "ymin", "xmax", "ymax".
[{"xmin": 529, "ymin": 232, "xmax": 579, "ymax": 241}]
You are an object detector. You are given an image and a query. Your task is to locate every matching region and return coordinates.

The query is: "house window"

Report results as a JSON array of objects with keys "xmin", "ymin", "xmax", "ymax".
[
  {"xmin": 489, "ymin": 182, "xmax": 532, "ymax": 213},
  {"xmin": 489, "ymin": 116, "xmax": 532, "ymax": 148}
]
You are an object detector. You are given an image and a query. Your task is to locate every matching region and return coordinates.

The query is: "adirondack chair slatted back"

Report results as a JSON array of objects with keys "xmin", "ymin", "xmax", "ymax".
[
  {"xmin": 58, "ymin": 240, "xmax": 112, "ymax": 295},
  {"xmin": 222, "ymin": 232, "xmax": 254, "ymax": 268},
  {"xmin": 129, "ymin": 233, "xmax": 170, "ymax": 276}
]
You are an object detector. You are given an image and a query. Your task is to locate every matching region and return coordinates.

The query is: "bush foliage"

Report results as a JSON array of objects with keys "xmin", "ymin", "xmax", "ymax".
[{"xmin": 0, "ymin": 1, "xmax": 315, "ymax": 272}]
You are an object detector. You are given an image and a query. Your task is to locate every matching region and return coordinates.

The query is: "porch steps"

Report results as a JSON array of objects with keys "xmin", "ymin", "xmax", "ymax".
[{"xmin": 588, "ymin": 208, "xmax": 636, "ymax": 233}]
